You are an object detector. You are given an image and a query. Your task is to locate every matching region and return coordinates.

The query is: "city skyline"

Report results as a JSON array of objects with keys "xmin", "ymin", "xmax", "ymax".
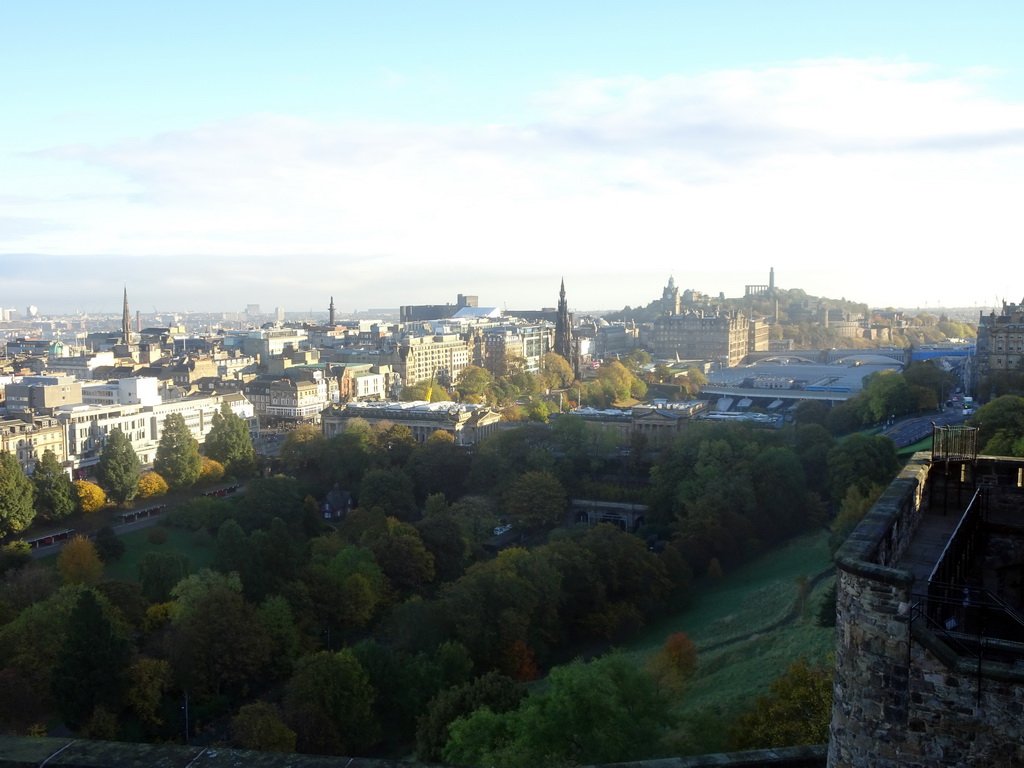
[{"xmin": 4, "ymin": 2, "xmax": 1024, "ymax": 313}]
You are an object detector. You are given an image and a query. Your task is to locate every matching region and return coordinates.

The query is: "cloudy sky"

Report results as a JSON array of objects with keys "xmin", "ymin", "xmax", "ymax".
[{"xmin": 3, "ymin": 1, "xmax": 1024, "ymax": 315}]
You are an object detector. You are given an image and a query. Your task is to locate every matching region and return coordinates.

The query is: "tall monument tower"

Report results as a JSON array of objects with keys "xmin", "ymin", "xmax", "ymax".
[
  {"xmin": 328, "ymin": 296, "xmax": 336, "ymax": 327},
  {"xmin": 121, "ymin": 286, "xmax": 132, "ymax": 346},
  {"xmin": 554, "ymin": 278, "xmax": 580, "ymax": 379}
]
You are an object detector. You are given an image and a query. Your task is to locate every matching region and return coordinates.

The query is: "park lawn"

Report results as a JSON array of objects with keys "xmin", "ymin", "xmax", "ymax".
[{"xmin": 103, "ymin": 524, "xmax": 215, "ymax": 583}]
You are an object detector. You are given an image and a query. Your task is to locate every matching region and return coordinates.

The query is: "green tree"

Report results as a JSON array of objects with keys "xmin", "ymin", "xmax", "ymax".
[
  {"xmin": 444, "ymin": 653, "xmax": 676, "ymax": 767},
  {"xmin": 51, "ymin": 590, "xmax": 131, "ymax": 731},
  {"xmin": 154, "ymin": 413, "xmax": 201, "ymax": 491},
  {"xmin": 97, "ymin": 427, "xmax": 141, "ymax": 506},
  {"xmin": 969, "ymin": 395, "xmax": 1024, "ymax": 452},
  {"xmin": 826, "ymin": 433, "xmax": 899, "ymax": 503},
  {"xmin": 455, "ymin": 365, "xmax": 495, "ymax": 402},
  {"xmin": 204, "ymin": 403, "xmax": 256, "ymax": 477},
  {"xmin": 32, "ymin": 449, "xmax": 77, "ymax": 521},
  {"xmin": 278, "ymin": 424, "xmax": 325, "ymax": 474},
  {"xmin": 136, "ymin": 550, "xmax": 190, "ymax": 603},
  {"xmin": 728, "ymin": 657, "xmax": 832, "ymax": 749},
  {"xmin": 416, "ymin": 671, "xmax": 525, "ymax": 762},
  {"xmin": 168, "ymin": 584, "xmax": 271, "ymax": 696},
  {"xmin": 0, "ymin": 451, "xmax": 34, "ymax": 538},
  {"xmin": 358, "ymin": 467, "xmax": 417, "ymax": 522},
  {"xmin": 231, "ymin": 701, "xmax": 297, "ymax": 752},
  {"xmin": 503, "ymin": 469, "xmax": 566, "ymax": 531},
  {"xmin": 284, "ymin": 650, "xmax": 379, "ymax": 755},
  {"xmin": 91, "ymin": 526, "xmax": 126, "ymax": 564}
]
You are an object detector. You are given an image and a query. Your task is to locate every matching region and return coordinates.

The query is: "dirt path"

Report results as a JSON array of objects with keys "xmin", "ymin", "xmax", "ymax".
[{"xmin": 697, "ymin": 566, "xmax": 836, "ymax": 654}]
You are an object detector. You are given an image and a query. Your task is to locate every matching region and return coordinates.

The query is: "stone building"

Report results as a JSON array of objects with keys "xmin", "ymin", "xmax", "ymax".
[
  {"xmin": 830, "ymin": 435, "xmax": 1024, "ymax": 767},
  {"xmin": 976, "ymin": 297, "xmax": 1024, "ymax": 384},
  {"xmin": 473, "ymin": 323, "xmax": 553, "ymax": 376},
  {"xmin": 0, "ymin": 415, "xmax": 66, "ymax": 474},
  {"xmin": 652, "ymin": 309, "xmax": 765, "ymax": 367},
  {"xmin": 395, "ymin": 333, "xmax": 473, "ymax": 388},
  {"xmin": 321, "ymin": 400, "xmax": 502, "ymax": 445}
]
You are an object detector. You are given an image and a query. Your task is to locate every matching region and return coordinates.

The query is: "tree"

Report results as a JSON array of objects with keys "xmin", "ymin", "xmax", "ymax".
[
  {"xmin": 91, "ymin": 526, "xmax": 126, "ymax": 564},
  {"xmin": 0, "ymin": 451, "xmax": 34, "ymax": 538},
  {"xmin": 728, "ymin": 657, "xmax": 832, "ymax": 749},
  {"xmin": 97, "ymin": 427, "xmax": 141, "ymax": 506},
  {"xmin": 284, "ymin": 650, "xmax": 379, "ymax": 755},
  {"xmin": 503, "ymin": 469, "xmax": 566, "ymax": 531},
  {"xmin": 32, "ymin": 449, "xmax": 77, "ymax": 521},
  {"xmin": 57, "ymin": 536, "xmax": 104, "ymax": 587},
  {"xmin": 538, "ymin": 353, "xmax": 575, "ymax": 392},
  {"xmin": 136, "ymin": 551, "xmax": 190, "ymax": 603},
  {"xmin": 154, "ymin": 413, "xmax": 201, "ymax": 491},
  {"xmin": 198, "ymin": 456, "xmax": 225, "ymax": 485},
  {"xmin": 416, "ymin": 671, "xmax": 525, "ymax": 762},
  {"xmin": 455, "ymin": 365, "xmax": 495, "ymax": 402},
  {"xmin": 125, "ymin": 657, "xmax": 171, "ymax": 727},
  {"xmin": 204, "ymin": 403, "xmax": 256, "ymax": 477},
  {"xmin": 168, "ymin": 585, "xmax": 271, "ymax": 696},
  {"xmin": 359, "ymin": 467, "xmax": 417, "ymax": 522},
  {"xmin": 278, "ymin": 424, "xmax": 325, "ymax": 473},
  {"xmin": 646, "ymin": 632, "xmax": 698, "ymax": 694},
  {"xmin": 137, "ymin": 471, "xmax": 168, "ymax": 499},
  {"xmin": 969, "ymin": 395, "xmax": 1024, "ymax": 452},
  {"xmin": 73, "ymin": 480, "xmax": 106, "ymax": 513},
  {"xmin": 51, "ymin": 590, "xmax": 131, "ymax": 731},
  {"xmin": 443, "ymin": 653, "xmax": 676, "ymax": 767},
  {"xmin": 826, "ymin": 433, "xmax": 899, "ymax": 503},
  {"xmin": 231, "ymin": 701, "xmax": 297, "ymax": 753}
]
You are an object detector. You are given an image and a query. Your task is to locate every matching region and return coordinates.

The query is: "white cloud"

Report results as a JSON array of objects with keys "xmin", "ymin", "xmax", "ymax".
[{"xmin": 8, "ymin": 59, "xmax": 1024, "ymax": 310}]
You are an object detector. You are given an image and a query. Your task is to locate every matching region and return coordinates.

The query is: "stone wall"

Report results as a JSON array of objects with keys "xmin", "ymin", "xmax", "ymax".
[
  {"xmin": 0, "ymin": 737, "xmax": 827, "ymax": 768},
  {"xmin": 829, "ymin": 454, "xmax": 1024, "ymax": 768}
]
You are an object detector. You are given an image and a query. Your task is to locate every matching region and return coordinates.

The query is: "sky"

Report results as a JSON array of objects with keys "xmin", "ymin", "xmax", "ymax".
[{"xmin": 3, "ymin": 1, "xmax": 1024, "ymax": 316}]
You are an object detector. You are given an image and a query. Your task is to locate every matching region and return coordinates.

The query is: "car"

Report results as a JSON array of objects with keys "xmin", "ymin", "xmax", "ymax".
[{"xmin": 493, "ymin": 524, "xmax": 513, "ymax": 536}]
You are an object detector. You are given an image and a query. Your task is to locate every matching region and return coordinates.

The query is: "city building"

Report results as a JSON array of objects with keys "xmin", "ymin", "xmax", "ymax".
[
  {"xmin": 975, "ymin": 298, "xmax": 1024, "ymax": 385},
  {"xmin": 55, "ymin": 392, "xmax": 253, "ymax": 471},
  {"xmin": 395, "ymin": 333, "xmax": 473, "ymax": 389},
  {"xmin": 3, "ymin": 375, "xmax": 83, "ymax": 415},
  {"xmin": 321, "ymin": 400, "xmax": 502, "ymax": 445},
  {"xmin": 651, "ymin": 309, "xmax": 764, "ymax": 367},
  {"xmin": 400, "ymin": 294, "xmax": 478, "ymax": 323},
  {"xmin": 0, "ymin": 415, "xmax": 67, "ymax": 474}
]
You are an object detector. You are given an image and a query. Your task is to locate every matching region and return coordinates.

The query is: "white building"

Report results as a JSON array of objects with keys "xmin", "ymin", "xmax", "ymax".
[
  {"xmin": 81, "ymin": 377, "xmax": 162, "ymax": 407},
  {"xmin": 55, "ymin": 391, "xmax": 254, "ymax": 471}
]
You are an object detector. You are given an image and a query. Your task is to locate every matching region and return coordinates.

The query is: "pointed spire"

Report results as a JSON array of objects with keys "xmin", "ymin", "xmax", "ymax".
[{"xmin": 121, "ymin": 286, "xmax": 131, "ymax": 346}]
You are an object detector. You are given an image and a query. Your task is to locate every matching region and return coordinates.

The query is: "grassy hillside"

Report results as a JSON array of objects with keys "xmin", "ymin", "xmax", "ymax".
[{"xmin": 628, "ymin": 529, "xmax": 835, "ymax": 754}]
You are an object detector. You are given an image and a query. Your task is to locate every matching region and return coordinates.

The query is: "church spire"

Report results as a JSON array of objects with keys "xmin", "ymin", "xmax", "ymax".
[{"xmin": 121, "ymin": 286, "xmax": 131, "ymax": 346}]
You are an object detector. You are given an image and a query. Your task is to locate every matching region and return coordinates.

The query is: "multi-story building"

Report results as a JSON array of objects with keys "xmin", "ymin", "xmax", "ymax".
[
  {"xmin": 396, "ymin": 333, "xmax": 473, "ymax": 388},
  {"xmin": 976, "ymin": 298, "xmax": 1024, "ymax": 384},
  {"xmin": 0, "ymin": 415, "xmax": 67, "ymax": 474},
  {"xmin": 244, "ymin": 375, "xmax": 327, "ymax": 425},
  {"xmin": 652, "ymin": 309, "xmax": 760, "ymax": 367},
  {"xmin": 3, "ymin": 375, "xmax": 83, "ymax": 415},
  {"xmin": 43, "ymin": 351, "xmax": 118, "ymax": 380},
  {"xmin": 81, "ymin": 376, "xmax": 161, "ymax": 407},
  {"xmin": 55, "ymin": 392, "xmax": 253, "ymax": 471},
  {"xmin": 475, "ymin": 323, "xmax": 553, "ymax": 376},
  {"xmin": 321, "ymin": 400, "xmax": 502, "ymax": 445}
]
